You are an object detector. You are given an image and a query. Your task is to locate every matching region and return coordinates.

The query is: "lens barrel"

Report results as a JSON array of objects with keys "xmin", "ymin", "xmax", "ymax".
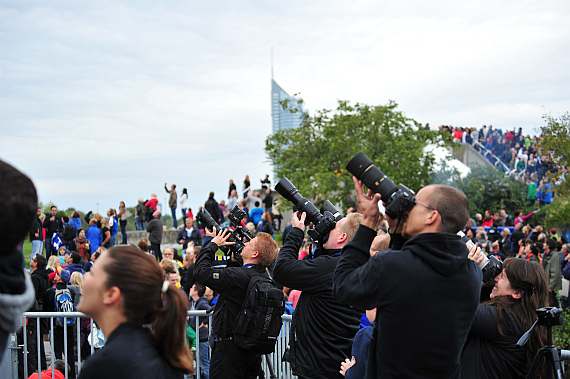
[{"xmin": 346, "ymin": 151, "xmax": 399, "ymax": 201}]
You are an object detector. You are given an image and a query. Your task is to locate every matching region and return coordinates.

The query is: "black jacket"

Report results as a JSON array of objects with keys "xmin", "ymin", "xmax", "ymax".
[
  {"xmin": 189, "ymin": 296, "xmax": 210, "ymax": 342},
  {"xmin": 78, "ymin": 323, "xmax": 183, "ymax": 379},
  {"xmin": 177, "ymin": 228, "xmax": 202, "ymax": 250},
  {"xmin": 461, "ymin": 305, "xmax": 528, "ymax": 379},
  {"xmin": 42, "ymin": 214, "xmax": 62, "ymax": 238},
  {"xmin": 30, "ymin": 268, "xmax": 50, "ymax": 309},
  {"xmin": 146, "ymin": 218, "xmax": 163, "ymax": 244},
  {"xmin": 333, "ymin": 225, "xmax": 482, "ymax": 379},
  {"xmin": 29, "ymin": 217, "xmax": 43, "ymax": 241},
  {"xmin": 43, "ymin": 282, "xmax": 76, "ymax": 313},
  {"xmin": 193, "ymin": 241, "xmax": 265, "ymax": 338},
  {"xmin": 272, "ymin": 227, "xmax": 362, "ymax": 379},
  {"xmin": 204, "ymin": 197, "xmax": 220, "ymax": 223}
]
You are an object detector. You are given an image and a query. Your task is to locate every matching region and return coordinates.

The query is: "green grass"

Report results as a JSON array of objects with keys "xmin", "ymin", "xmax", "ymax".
[{"xmin": 22, "ymin": 239, "xmax": 32, "ymax": 268}]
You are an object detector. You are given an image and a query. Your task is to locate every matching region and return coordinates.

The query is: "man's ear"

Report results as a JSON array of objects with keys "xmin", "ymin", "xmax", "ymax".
[
  {"xmin": 338, "ymin": 232, "xmax": 348, "ymax": 245},
  {"xmin": 252, "ymin": 250, "xmax": 260, "ymax": 260},
  {"xmin": 103, "ymin": 286, "xmax": 122, "ymax": 306}
]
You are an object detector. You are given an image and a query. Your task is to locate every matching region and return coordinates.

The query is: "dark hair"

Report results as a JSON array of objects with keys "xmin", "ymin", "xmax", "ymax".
[
  {"xmin": 71, "ymin": 252, "xmax": 81, "ymax": 264},
  {"xmin": 104, "ymin": 246, "xmax": 193, "ymax": 373},
  {"xmin": 209, "ymin": 191, "xmax": 214, "ymax": 198},
  {"xmin": 427, "ymin": 185, "xmax": 469, "ymax": 234},
  {"xmin": 63, "ymin": 216, "xmax": 69, "ymax": 223},
  {"xmin": 484, "ymin": 259, "xmax": 547, "ymax": 370},
  {"xmin": 71, "ymin": 211, "xmax": 80, "ymax": 219},
  {"xmin": 35, "ymin": 254, "xmax": 47, "ymax": 269},
  {"xmin": 193, "ymin": 283, "xmax": 206, "ymax": 297},
  {"xmin": 138, "ymin": 240, "xmax": 149, "ymax": 252},
  {"xmin": 52, "ymin": 359, "xmax": 69, "ymax": 377},
  {"xmin": 77, "ymin": 228, "xmax": 84, "ymax": 235},
  {"xmin": 0, "ymin": 159, "xmax": 38, "ymax": 252},
  {"xmin": 182, "ymin": 188, "xmax": 187, "ymax": 195},
  {"xmin": 51, "ymin": 205, "xmax": 57, "ymax": 210},
  {"xmin": 545, "ymin": 238, "xmax": 556, "ymax": 251}
]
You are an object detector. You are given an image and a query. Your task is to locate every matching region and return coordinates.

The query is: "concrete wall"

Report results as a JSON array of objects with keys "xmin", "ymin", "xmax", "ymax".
[
  {"xmin": 450, "ymin": 144, "xmax": 493, "ymax": 168},
  {"xmin": 119, "ymin": 229, "xmax": 180, "ymax": 248}
]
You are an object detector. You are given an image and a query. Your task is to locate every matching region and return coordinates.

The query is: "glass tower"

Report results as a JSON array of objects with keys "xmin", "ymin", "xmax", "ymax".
[{"xmin": 271, "ymin": 79, "xmax": 304, "ymax": 134}]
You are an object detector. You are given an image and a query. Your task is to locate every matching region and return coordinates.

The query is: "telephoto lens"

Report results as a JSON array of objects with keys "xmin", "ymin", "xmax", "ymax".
[
  {"xmin": 275, "ymin": 177, "xmax": 322, "ymax": 225},
  {"xmin": 346, "ymin": 151, "xmax": 399, "ymax": 201}
]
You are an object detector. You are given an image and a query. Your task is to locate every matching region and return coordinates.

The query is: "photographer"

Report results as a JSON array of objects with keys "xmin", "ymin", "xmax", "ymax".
[
  {"xmin": 193, "ymin": 228, "xmax": 279, "ymax": 379},
  {"xmin": 460, "ymin": 257, "xmax": 548, "ymax": 379},
  {"xmin": 333, "ymin": 178, "xmax": 482, "ymax": 378},
  {"xmin": 272, "ymin": 212, "xmax": 363, "ymax": 379}
]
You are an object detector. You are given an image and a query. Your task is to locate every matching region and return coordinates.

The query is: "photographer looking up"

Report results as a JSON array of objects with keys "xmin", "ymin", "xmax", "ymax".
[
  {"xmin": 272, "ymin": 212, "xmax": 363, "ymax": 379},
  {"xmin": 193, "ymin": 228, "xmax": 279, "ymax": 379},
  {"xmin": 333, "ymin": 178, "xmax": 482, "ymax": 378}
]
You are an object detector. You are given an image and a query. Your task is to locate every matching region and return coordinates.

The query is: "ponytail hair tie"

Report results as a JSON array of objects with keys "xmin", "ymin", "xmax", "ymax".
[{"xmin": 162, "ymin": 281, "xmax": 170, "ymax": 294}]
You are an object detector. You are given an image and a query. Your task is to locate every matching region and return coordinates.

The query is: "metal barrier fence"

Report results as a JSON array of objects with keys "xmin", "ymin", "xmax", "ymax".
[{"xmin": 3, "ymin": 311, "xmax": 295, "ymax": 379}]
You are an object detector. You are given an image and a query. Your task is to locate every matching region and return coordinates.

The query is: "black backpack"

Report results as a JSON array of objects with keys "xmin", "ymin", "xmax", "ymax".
[
  {"xmin": 233, "ymin": 270, "xmax": 285, "ymax": 354},
  {"xmin": 60, "ymin": 223, "xmax": 76, "ymax": 243}
]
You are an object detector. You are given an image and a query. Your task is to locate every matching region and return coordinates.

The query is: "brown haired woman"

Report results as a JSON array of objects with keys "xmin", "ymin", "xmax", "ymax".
[
  {"xmin": 461, "ymin": 257, "xmax": 548, "ymax": 378},
  {"xmin": 77, "ymin": 245, "xmax": 193, "ymax": 378}
]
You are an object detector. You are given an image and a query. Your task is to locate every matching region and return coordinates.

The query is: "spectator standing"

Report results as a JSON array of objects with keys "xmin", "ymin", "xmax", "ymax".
[
  {"xmin": 165, "ymin": 183, "xmax": 178, "ymax": 229},
  {"xmin": 135, "ymin": 198, "xmax": 146, "ymax": 231},
  {"xmin": 542, "ymin": 238, "xmax": 562, "ymax": 307},
  {"xmin": 180, "ymin": 188, "xmax": 188, "ymax": 223},
  {"xmin": 68, "ymin": 211, "xmax": 82, "ymax": 231},
  {"xmin": 117, "ymin": 201, "xmax": 129, "ymax": 245},
  {"xmin": 260, "ymin": 174, "xmax": 271, "ymax": 190},
  {"xmin": 228, "ymin": 189, "xmax": 238, "ymax": 212},
  {"xmin": 29, "ymin": 207, "xmax": 44, "ymax": 266},
  {"xmin": 107, "ymin": 209, "xmax": 118, "ymax": 247},
  {"xmin": 263, "ymin": 189, "xmax": 273, "ymax": 212},
  {"xmin": 30, "ymin": 254, "xmax": 50, "ymax": 370},
  {"xmin": 70, "ymin": 228, "xmax": 91, "ymax": 264},
  {"xmin": 43, "ymin": 206, "xmax": 63, "ymax": 259},
  {"xmin": 243, "ymin": 175, "xmax": 250, "ymax": 199},
  {"xmin": 145, "ymin": 193, "xmax": 159, "ymax": 212},
  {"xmin": 146, "ymin": 210, "xmax": 164, "ymax": 261},
  {"xmin": 537, "ymin": 177, "xmax": 553, "ymax": 206},
  {"xmin": 85, "ymin": 219, "xmax": 102, "ymax": 254},
  {"xmin": 333, "ymin": 180, "xmax": 481, "ymax": 378},
  {"xmin": 189, "ymin": 283, "xmax": 210, "ymax": 379},
  {"xmin": 204, "ymin": 192, "xmax": 220, "ymax": 224},
  {"xmin": 228, "ymin": 179, "xmax": 236, "ymax": 199},
  {"xmin": 177, "ymin": 218, "xmax": 202, "ymax": 253},
  {"xmin": 273, "ymin": 212, "xmax": 363, "ymax": 379},
  {"xmin": 101, "ymin": 218, "xmax": 112, "ymax": 249}
]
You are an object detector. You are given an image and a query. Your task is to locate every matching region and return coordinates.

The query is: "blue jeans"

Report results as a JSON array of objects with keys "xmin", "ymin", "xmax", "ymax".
[
  {"xmin": 136, "ymin": 217, "xmax": 145, "ymax": 231},
  {"xmin": 199, "ymin": 341, "xmax": 210, "ymax": 379},
  {"xmin": 110, "ymin": 234, "xmax": 117, "ymax": 247},
  {"xmin": 171, "ymin": 206, "xmax": 178, "ymax": 228},
  {"xmin": 120, "ymin": 224, "xmax": 127, "ymax": 244},
  {"xmin": 181, "ymin": 208, "xmax": 187, "ymax": 220},
  {"xmin": 31, "ymin": 240, "xmax": 43, "ymax": 264},
  {"xmin": 45, "ymin": 237, "xmax": 53, "ymax": 259}
]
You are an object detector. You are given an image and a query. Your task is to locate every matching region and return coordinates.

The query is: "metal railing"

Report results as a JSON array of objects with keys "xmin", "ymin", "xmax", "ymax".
[{"xmin": 5, "ymin": 311, "xmax": 295, "ymax": 379}]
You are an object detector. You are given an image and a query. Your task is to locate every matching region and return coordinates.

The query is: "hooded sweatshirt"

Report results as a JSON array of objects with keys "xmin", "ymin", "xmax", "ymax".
[{"xmin": 334, "ymin": 225, "xmax": 482, "ymax": 379}]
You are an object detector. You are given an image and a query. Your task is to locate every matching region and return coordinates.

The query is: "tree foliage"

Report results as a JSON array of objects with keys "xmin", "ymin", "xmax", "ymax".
[
  {"xmin": 265, "ymin": 100, "xmax": 454, "ymax": 210},
  {"xmin": 432, "ymin": 165, "xmax": 527, "ymax": 217},
  {"xmin": 538, "ymin": 112, "xmax": 570, "ymax": 196}
]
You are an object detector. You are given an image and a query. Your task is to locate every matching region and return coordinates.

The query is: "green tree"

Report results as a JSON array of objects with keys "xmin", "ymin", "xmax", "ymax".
[
  {"xmin": 538, "ymin": 112, "xmax": 570, "ymax": 196},
  {"xmin": 265, "ymin": 100, "xmax": 453, "ymax": 210},
  {"xmin": 442, "ymin": 165, "xmax": 527, "ymax": 217}
]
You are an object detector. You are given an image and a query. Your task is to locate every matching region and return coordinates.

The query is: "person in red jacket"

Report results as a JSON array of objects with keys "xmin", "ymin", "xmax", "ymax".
[{"xmin": 27, "ymin": 359, "xmax": 68, "ymax": 379}]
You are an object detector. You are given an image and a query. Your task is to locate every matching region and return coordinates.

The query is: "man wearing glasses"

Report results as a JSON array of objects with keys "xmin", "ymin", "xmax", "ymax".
[{"xmin": 333, "ymin": 179, "xmax": 482, "ymax": 379}]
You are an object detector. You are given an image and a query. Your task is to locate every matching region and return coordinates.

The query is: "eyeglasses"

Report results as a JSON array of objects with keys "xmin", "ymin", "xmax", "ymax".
[{"xmin": 413, "ymin": 200, "xmax": 445, "ymax": 224}]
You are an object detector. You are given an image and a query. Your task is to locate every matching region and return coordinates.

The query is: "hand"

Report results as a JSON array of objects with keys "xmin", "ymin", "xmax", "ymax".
[
  {"xmin": 179, "ymin": 239, "xmax": 184, "ymax": 244},
  {"xmin": 467, "ymin": 245, "xmax": 484, "ymax": 265},
  {"xmin": 50, "ymin": 216, "xmax": 55, "ymax": 221},
  {"xmin": 291, "ymin": 212, "xmax": 306, "ymax": 231},
  {"xmin": 353, "ymin": 176, "xmax": 382, "ymax": 229},
  {"xmin": 205, "ymin": 226, "xmax": 218, "ymax": 238},
  {"xmin": 35, "ymin": 233, "xmax": 39, "ymax": 237},
  {"xmin": 339, "ymin": 357, "xmax": 356, "ymax": 376},
  {"xmin": 211, "ymin": 228, "xmax": 235, "ymax": 247}
]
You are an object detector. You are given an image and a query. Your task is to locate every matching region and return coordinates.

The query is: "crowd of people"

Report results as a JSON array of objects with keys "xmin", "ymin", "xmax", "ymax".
[
  {"xmin": 441, "ymin": 124, "xmax": 566, "ymax": 206},
  {"xmin": 3, "ymin": 141, "xmax": 570, "ymax": 379}
]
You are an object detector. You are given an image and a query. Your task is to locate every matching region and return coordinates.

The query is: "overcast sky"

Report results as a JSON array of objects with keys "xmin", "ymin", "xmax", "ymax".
[{"xmin": 1, "ymin": 0, "xmax": 569, "ymax": 214}]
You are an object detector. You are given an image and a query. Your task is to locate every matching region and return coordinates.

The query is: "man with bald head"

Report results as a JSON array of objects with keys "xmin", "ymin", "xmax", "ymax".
[
  {"xmin": 334, "ymin": 180, "xmax": 481, "ymax": 378},
  {"xmin": 146, "ymin": 210, "xmax": 163, "ymax": 261}
]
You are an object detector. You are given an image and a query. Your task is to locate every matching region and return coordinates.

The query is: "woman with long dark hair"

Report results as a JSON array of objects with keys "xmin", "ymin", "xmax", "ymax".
[
  {"xmin": 461, "ymin": 258, "xmax": 548, "ymax": 379},
  {"xmin": 180, "ymin": 188, "xmax": 188, "ymax": 223},
  {"xmin": 77, "ymin": 245, "xmax": 193, "ymax": 378}
]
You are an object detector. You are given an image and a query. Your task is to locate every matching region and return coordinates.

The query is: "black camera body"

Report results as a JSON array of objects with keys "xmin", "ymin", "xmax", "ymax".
[
  {"xmin": 196, "ymin": 205, "xmax": 253, "ymax": 263},
  {"xmin": 275, "ymin": 178, "xmax": 342, "ymax": 243},
  {"xmin": 346, "ymin": 151, "xmax": 415, "ymax": 220},
  {"xmin": 535, "ymin": 307, "xmax": 564, "ymax": 327}
]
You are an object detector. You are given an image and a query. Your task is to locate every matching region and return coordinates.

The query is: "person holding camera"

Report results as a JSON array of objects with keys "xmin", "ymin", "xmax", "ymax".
[
  {"xmin": 460, "ymin": 257, "xmax": 548, "ymax": 379},
  {"xmin": 272, "ymin": 212, "xmax": 363, "ymax": 379},
  {"xmin": 333, "ymin": 177, "xmax": 482, "ymax": 378},
  {"xmin": 193, "ymin": 228, "xmax": 279, "ymax": 379}
]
